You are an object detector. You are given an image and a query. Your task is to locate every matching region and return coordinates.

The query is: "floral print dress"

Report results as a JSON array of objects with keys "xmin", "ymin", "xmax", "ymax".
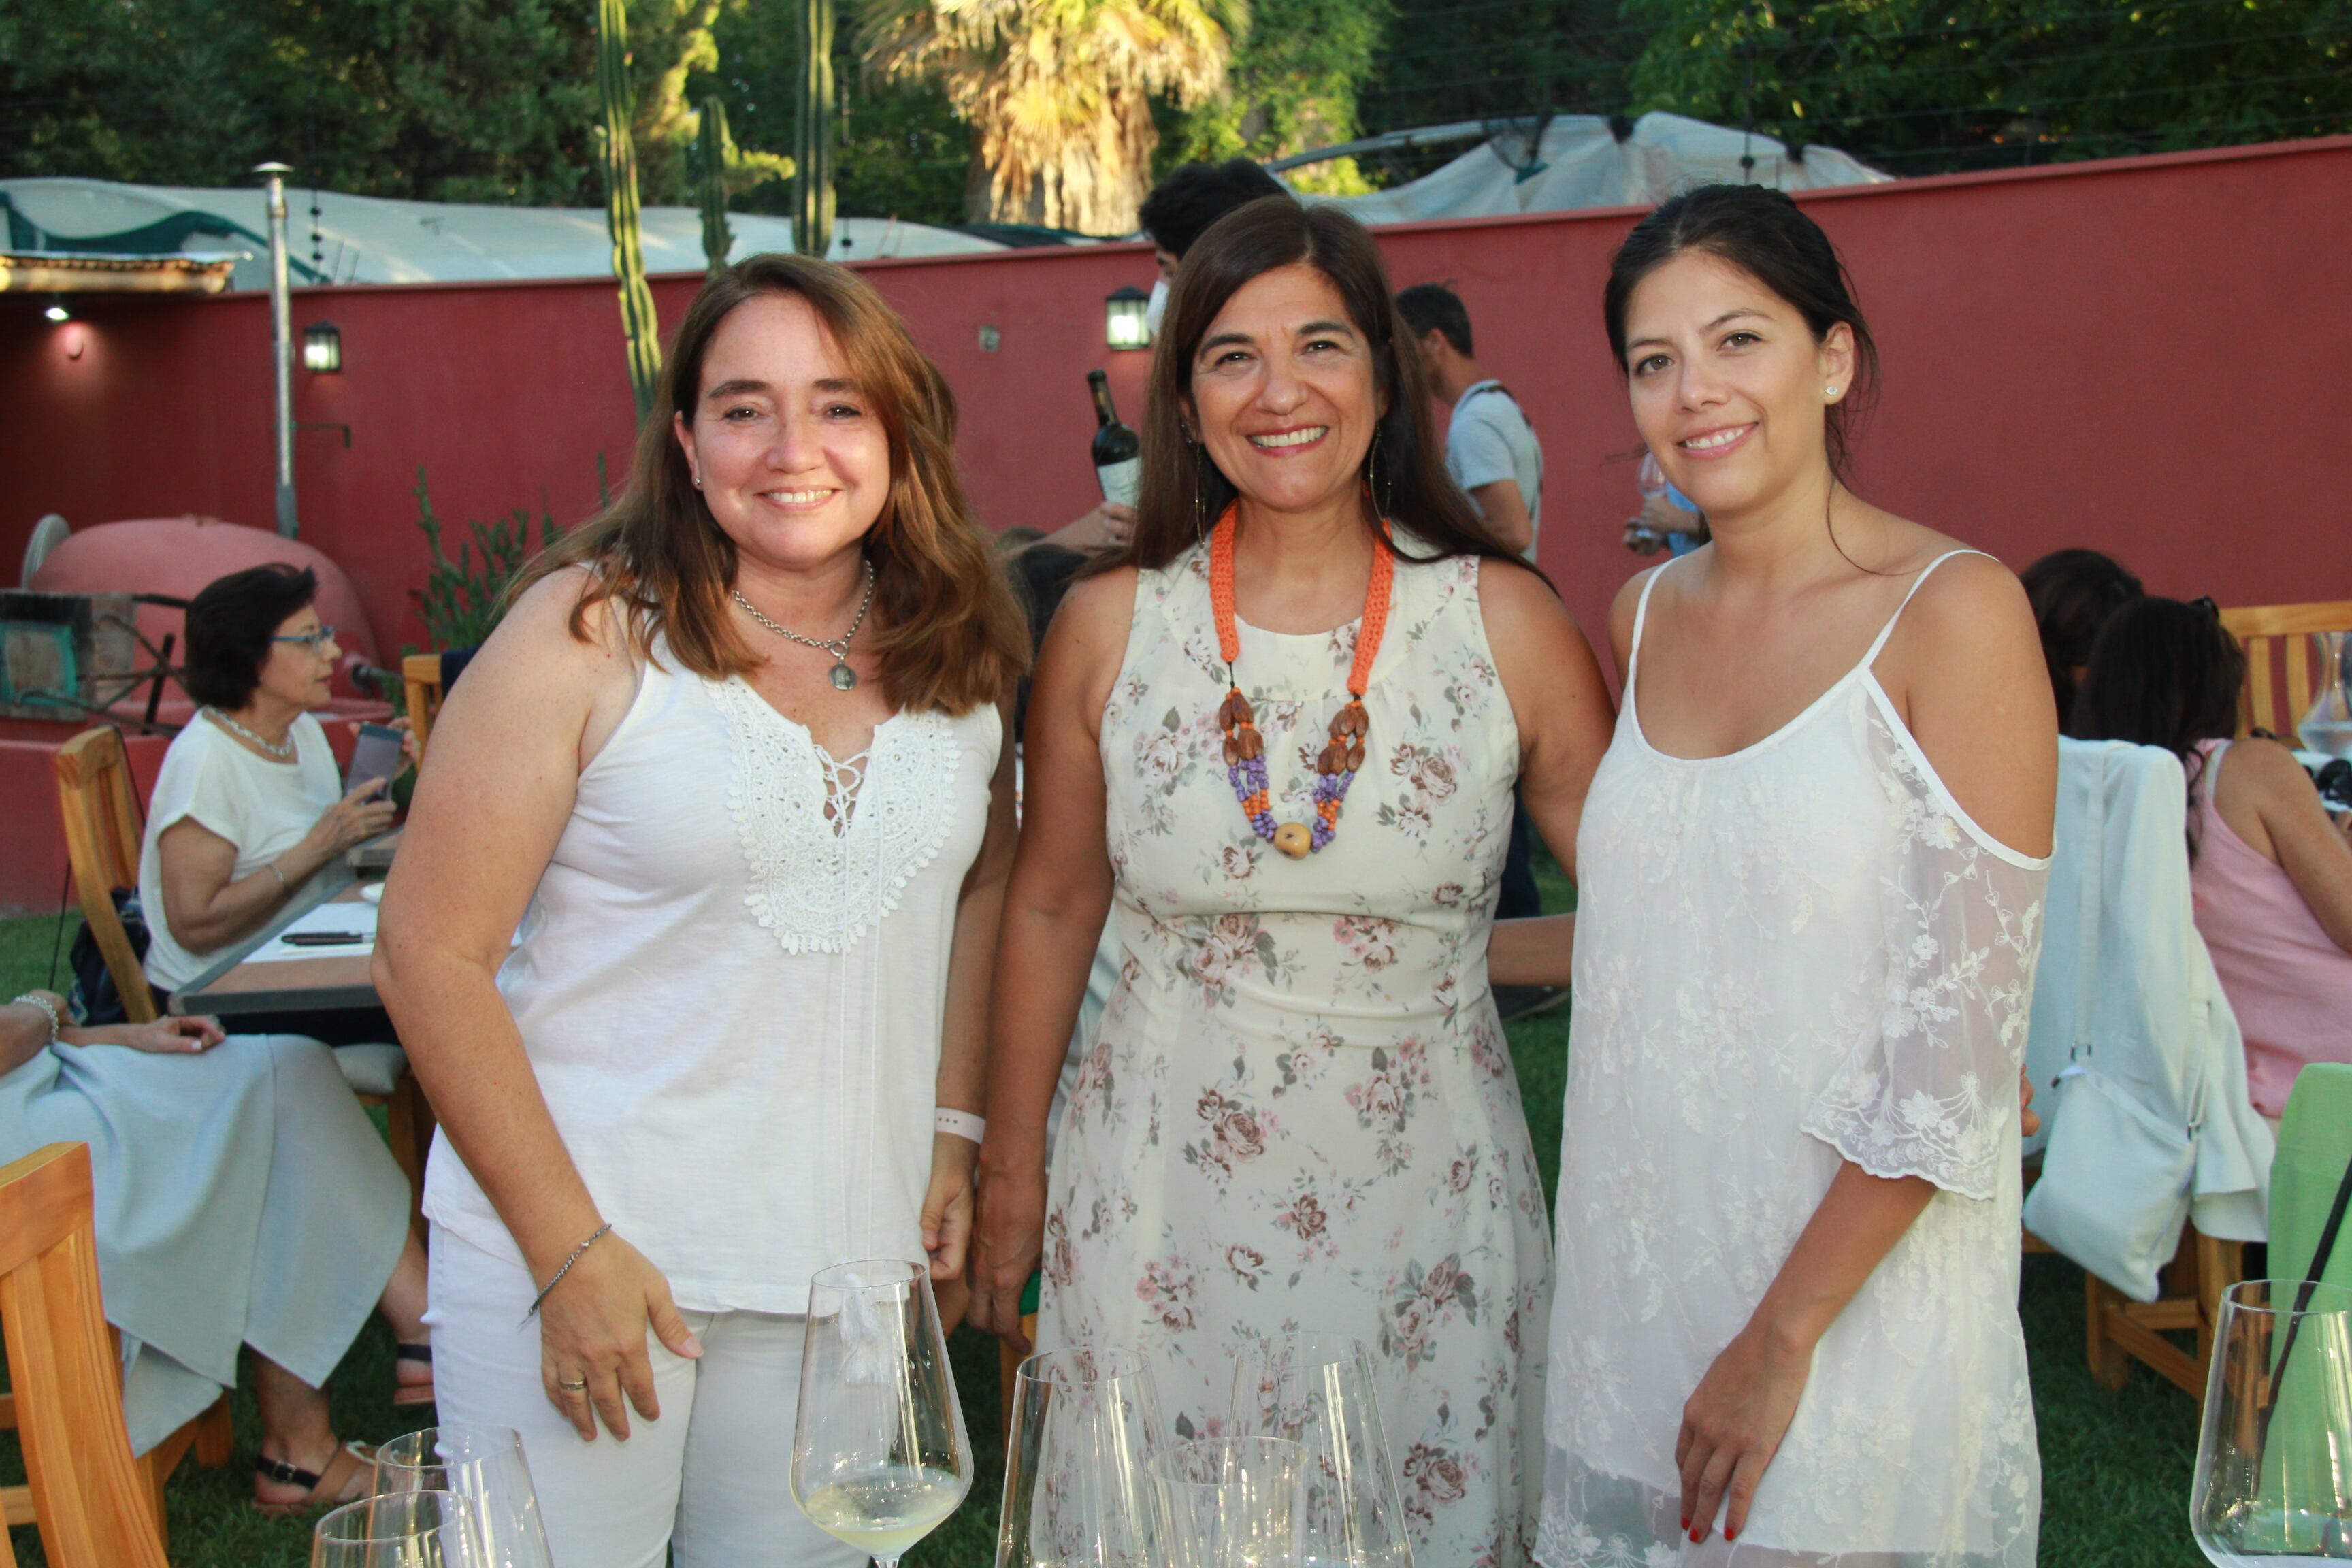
[{"xmin": 1041, "ymin": 536, "xmax": 1552, "ymax": 1567}]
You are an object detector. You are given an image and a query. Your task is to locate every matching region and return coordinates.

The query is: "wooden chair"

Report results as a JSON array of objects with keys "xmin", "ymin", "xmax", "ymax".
[
  {"xmin": 2082, "ymin": 1221, "xmax": 2244, "ymax": 1402},
  {"xmin": 54, "ymin": 728, "xmax": 157, "ymax": 1026},
  {"xmin": 2218, "ymin": 600, "xmax": 2352, "ymax": 738},
  {"xmin": 402, "ymin": 653, "xmax": 446, "ymax": 755},
  {"xmin": 0, "ymin": 1143, "xmax": 235, "ymax": 1567},
  {"xmin": 52, "ymin": 726, "xmax": 431, "ymax": 1223}
]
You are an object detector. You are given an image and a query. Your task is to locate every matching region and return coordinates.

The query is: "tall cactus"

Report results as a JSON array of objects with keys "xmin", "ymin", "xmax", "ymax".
[
  {"xmin": 696, "ymin": 96, "xmax": 734, "ymax": 278},
  {"xmin": 793, "ymin": 0, "xmax": 836, "ymax": 259},
  {"xmin": 597, "ymin": 0, "xmax": 662, "ymax": 422}
]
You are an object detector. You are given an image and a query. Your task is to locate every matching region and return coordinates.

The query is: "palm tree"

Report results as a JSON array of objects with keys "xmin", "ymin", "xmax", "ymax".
[{"xmin": 860, "ymin": 0, "xmax": 1246, "ymax": 235}]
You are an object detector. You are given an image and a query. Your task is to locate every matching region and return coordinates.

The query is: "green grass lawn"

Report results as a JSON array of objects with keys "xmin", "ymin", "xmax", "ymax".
[{"xmin": 0, "ymin": 886, "xmax": 2203, "ymax": 1565}]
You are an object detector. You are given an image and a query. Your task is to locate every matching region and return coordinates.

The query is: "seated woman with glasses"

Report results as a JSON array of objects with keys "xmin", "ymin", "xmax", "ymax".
[
  {"xmin": 140, "ymin": 564, "xmax": 408, "ymax": 1000},
  {"xmin": 2072, "ymin": 595, "xmax": 2352, "ymax": 1126}
]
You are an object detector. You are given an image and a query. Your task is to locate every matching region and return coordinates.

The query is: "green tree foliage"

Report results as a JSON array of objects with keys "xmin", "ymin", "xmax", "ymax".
[
  {"xmin": 1359, "ymin": 0, "xmax": 1643, "ymax": 144},
  {"xmin": 0, "ymin": 0, "xmax": 600, "ymax": 202},
  {"xmin": 1159, "ymin": 0, "xmax": 1395, "ymax": 193},
  {"xmin": 1617, "ymin": 0, "xmax": 2352, "ymax": 173}
]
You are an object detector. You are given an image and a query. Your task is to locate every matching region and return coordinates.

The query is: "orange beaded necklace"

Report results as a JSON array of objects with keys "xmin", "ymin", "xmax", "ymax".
[{"xmin": 1210, "ymin": 502, "xmax": 1396, "ymax": 858}]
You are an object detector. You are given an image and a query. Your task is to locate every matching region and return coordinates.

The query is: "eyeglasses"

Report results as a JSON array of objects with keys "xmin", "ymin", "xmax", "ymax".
[{"xmin": 272, "ymin": 625, "xmax": 337, "ymax": 651}]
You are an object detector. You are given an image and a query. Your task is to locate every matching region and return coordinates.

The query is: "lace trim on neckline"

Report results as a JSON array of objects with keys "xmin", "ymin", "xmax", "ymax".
[{"xmin": 709, "ymin": 679, "xmax": 962, "ymax": 955}]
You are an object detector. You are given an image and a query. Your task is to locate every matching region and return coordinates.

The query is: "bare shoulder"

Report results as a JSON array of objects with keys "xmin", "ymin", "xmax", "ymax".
[
  {"xmin": 1606, "ymin": 561, "xmax": 1669, "ymax": 673},
  {"xmin": 2222, "ymin": 734, "xmax": 2313, "ymax": 802},
  {"xmin": 1477, "ymin": 555, "xmax": 1582, "ymax": 639},
  {"xmin": 1886, "ymin": 543, "xmax": 2039, "ymax": 668},
  {"xmin": 1035, "ymin": 564, "xmax": 1139, "ymax": 728}
]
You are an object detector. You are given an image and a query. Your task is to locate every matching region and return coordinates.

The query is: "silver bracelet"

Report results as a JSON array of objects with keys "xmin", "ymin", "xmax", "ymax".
[
  {"xmin": 265, "ymin": 862, "xmax": 291, "ymax": 893},
  {"xmin": 522, "ymin": 1222, "xmax": 613, "ymax": 1325},
  {"xmin": 11, "ymin": 994, "xmax": 60, "ymax": 1048}
]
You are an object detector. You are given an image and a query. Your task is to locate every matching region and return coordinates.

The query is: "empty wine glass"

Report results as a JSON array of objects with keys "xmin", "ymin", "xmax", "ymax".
[
  {"xmin": 1229, "ymin": 1333, "xmax": 1411, "ymax": 1567},
  {"xmin": 2190, "ymin": 1278, "xmax": 2352, "ymax": 1563},
  {"xmin": 793, "ymin": 1258, "xmax": 975, "ymax": 1567},
  {"xmin": 313, "ymin": 1490, "xmax": 480, "ymax": 1568},
  {"xmin": 374, "ymin": 1426, "xmax": 553, "ymax": 1568},
  {"xmin": 998, "ymin": 1345, "xmax": 1169, "ymax": 1568},
  {"xmin": 1152, "ymin": 1435, "xmax": 1305, "ymax": 1568}
]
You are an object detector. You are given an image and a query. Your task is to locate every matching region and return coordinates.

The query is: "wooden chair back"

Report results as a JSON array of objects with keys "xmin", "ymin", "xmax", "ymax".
[
  {"xmin": 0, "ymin": 1144, "xmax": 169, "ymax": 1568},
  {"xmin": 52, "ymin": 728, "xmax": 158, "ymax": 1026},
  {"xmin": 403, "ymin": 653, "xmax": 446, "ymax": 755},
  {"xmin": 2219, "ymin": 600, "xmax": 2352, "ymax": 738}
]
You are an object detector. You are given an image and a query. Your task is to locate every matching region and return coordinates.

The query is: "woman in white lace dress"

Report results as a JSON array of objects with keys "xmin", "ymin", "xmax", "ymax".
[
  {"xmin": 374, "ymin": 257, "xmax": 1028, "ymax": 1568},
  {"xmin": 970, "ymin": 198, "xmax": 1616, "ymax": 1566},
  {"xmin": 1495, "ymin": 186, "xmax": 2057, "ymax": 1566}
]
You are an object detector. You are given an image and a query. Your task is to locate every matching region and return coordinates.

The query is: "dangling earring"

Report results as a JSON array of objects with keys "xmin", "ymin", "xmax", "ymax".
[
  {"xmin": 1191, "ymin": 440, "xmax": 1210, "ymax": 550},
  {"xmin": 1362, "ymin": 423, "xmax": 1392, "ymax": 520}
]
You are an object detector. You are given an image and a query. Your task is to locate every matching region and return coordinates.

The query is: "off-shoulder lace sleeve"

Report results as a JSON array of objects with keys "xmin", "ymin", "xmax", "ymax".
[{"xmin": 1801, "ymin": 706, "xmax": 2051, "ymax": 1200}]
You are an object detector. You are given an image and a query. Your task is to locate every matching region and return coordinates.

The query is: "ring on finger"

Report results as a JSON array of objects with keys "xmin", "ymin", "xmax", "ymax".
[{"xmin": 557, "ymin": 1376, "xmax": 589, "ymax": 1393}]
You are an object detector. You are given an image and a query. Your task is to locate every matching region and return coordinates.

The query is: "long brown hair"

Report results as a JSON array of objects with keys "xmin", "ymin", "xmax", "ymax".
[
  {"xmin": 514, "ymin": 253, "xmax": 1027, "ymax": 715},
  {"xmin": 1125, "ymin": 196, "xmax": 1512, "ymax": 572}
]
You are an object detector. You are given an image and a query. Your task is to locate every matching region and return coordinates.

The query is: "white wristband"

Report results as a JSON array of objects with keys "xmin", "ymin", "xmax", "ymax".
[{"xmin": 934, "ymin": 1108, "xmax": 986, "ymax": 1144}]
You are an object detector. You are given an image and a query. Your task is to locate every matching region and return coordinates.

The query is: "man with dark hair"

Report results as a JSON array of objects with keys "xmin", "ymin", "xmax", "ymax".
[
  {"xmin": 1396, "ymin": 281, "xmax": 1556, "ymax": 1018},
  {"xmin": 1396, "ymin": 281, "xmax": 1544, "ymax": 562},
  {"xmin": 1134, "ymin": 159, "xmax": 1287, "ymax": 339}
]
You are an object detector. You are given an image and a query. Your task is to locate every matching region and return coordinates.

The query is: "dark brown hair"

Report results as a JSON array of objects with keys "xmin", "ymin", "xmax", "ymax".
[
  {"xmin": 513, "ymin": 253, "xmax": 1026, "ymax": 715},
  {"xmin": 2070, "ymin": 595, "xmax": 2246, "ymax": 849},
  {"xmin": 1126, "ymin": 195, "xmax": 1509, "ymax": 572},
  {"xmin": 184, "ymin": 562, "xmax": 319, "ymax": 710},
  {"xmin": 1603, "ymin": 183, "xmax": 1878, "ymax": 484},
  {"xmin": 2021, "ymin": 548, "xmax": 2144, "ymax": 719}
]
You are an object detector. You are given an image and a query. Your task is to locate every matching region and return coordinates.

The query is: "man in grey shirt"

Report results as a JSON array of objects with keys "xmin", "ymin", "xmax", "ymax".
[
  {"xmin": 1394, "ymin": 281, "xmax": 1560, "ymax": 1019},
  {"xmin": 1396, "ymin": 282, "xmax": 1544, "ymax": 561}
]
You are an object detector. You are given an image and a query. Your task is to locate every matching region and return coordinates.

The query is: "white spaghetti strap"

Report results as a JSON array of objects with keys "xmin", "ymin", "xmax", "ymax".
[
  {"xmin": 1860, "ymin": 549, "xmax": 1987, "ymax": 668},
  {"xmin": 1626, "ymin": 559, "xmax": 1677, "ymax": 689}
]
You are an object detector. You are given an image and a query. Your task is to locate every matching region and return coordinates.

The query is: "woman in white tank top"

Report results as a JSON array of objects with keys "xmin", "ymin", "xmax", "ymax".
[
  {"xmin": 1492, "ymin": 187, "xmax": 2057, "ymax": 1565},
  {"xmin": 374, "ymin": 257, "xmax": 1030, "ymax": 1568}
]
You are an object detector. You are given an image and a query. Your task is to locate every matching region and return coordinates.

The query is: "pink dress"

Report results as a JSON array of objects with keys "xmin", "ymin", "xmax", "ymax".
[{"xmin": 2189, "ymin": 738, "xmax": 2352, "ymax": 1117}]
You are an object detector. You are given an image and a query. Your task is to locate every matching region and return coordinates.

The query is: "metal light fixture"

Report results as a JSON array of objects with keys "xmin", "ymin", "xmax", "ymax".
[
  {"xmin": 1105, "ymin": 284, "xmax": 1152, "ymax": 350},
  {"xmin": 42, "ymin": 296, "xmax": 69, "ymax": 323},
  {"xmin": 302, "ymin": 320, "xmax": 342, "ymax": 373}
]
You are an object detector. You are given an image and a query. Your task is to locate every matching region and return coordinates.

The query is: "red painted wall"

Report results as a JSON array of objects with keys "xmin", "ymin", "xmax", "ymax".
[{"xmin": 5, "ymin": 135, "xmax": 2348, "ymax": 682}]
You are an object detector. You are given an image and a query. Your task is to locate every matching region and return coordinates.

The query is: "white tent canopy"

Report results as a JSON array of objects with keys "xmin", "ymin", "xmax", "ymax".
[
  {"xmin": 1318, "ymin": 112, "xmax": 1891, "ymax": 226},
  {"xmin": 0, "ymin": 176, "xmax": 1005, "ymax": 291}
]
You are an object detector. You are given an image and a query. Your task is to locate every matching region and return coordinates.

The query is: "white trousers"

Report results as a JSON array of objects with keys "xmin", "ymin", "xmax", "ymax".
[{"xmin": 425, "ymin": 1225, "xmax": 866, "ymax": 1568}]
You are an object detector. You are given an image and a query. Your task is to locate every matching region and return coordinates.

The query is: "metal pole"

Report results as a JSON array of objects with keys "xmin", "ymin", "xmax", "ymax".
[{"xmin": 255, "ymin": 161, "xmax": 297, "ymax": 537}]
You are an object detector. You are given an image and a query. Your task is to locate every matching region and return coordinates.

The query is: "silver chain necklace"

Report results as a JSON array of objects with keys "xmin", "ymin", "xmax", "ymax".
[
  {"xmin": 203, "ymin": 706, "xmax": 296, "ymax": 760},
  {"xmin": 732, "ymin": 561, "xmax": 877, "ymax": 691}
]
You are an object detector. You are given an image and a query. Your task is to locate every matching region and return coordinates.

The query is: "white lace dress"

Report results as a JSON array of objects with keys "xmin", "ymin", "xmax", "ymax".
[
  {"xmin": 1537, "ymin": 553, "xmax": 2048, "ymax": 1568},
  {"xmin": 1042, "ymin": 540, "xmax": 1554, "ymax": 1567}
]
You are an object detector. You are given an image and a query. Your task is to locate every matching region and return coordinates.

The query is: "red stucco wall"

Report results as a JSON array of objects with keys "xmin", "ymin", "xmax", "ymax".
[{"xmin": 3, "ymin": 135, "xmax": 2346, "ymax": 779}]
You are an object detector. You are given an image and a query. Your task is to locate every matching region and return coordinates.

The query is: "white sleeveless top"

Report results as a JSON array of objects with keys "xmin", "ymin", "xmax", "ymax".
[
  {"xmin": 422, "ymin": 636, "xmax": 1001, "ymax": 1313},
  {"xmin": 1539, "ymin": 553, "xmax": 2049, "ymax": 1567}
]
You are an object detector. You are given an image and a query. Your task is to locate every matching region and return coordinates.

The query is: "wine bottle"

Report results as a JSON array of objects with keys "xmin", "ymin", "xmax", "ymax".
[{"xmin": 1088, "ymin": 370, "xmax": 1141, "ymax": 508}]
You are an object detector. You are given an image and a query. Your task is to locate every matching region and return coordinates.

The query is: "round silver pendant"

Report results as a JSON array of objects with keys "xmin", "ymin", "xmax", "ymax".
[{"xmin": 829, "ymin": 662, "xmax": 859, "ymax": 691}]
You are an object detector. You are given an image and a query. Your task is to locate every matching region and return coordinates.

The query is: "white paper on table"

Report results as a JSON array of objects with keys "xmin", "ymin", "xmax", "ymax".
[{"xmin": 242, "ymin": 901, "xmax": 380, "ymax": 964}]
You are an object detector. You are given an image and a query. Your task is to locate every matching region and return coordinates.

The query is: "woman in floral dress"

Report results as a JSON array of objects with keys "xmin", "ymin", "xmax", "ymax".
[{"xmin": 970, "ymin": 196, "xmax": 1615, "ymax": 1565}]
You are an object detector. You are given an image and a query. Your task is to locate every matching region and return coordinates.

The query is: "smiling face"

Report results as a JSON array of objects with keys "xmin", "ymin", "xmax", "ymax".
[
  {"xmin": 1621, "ymin": 248, "xmax": 1853, "ymax": 521},
  {"xmin": 254, "ymin": 604, "xmax": 340, "ymax": 713},
  {"xmin": 1184, "ymin": 263, "xmax": 1384, "ymax": 519},
  {"xmin": 673, "ymin": 291, "xmax": 892, "ymax": 574}
]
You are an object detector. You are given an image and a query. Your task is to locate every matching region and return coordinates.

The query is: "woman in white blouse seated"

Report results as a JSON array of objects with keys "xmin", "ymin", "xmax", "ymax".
[
  {"xmin": 374, "ymin": 254, "xmax": 1027, "ymax": 1568},
  {"xmin": 142, "ymin": 564, "xmax": 407, "ymax": 999}
]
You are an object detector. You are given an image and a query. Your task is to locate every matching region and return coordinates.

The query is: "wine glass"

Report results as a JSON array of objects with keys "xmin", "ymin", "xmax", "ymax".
[
  {"xmin": 998, "ymin": 1345, "xmax": 1169, "ymax": 1568},
  {"xmin": 1228, "ymin": 1333, "xmax": 1411, "ymax": 1567},
  {"xmin": 2190, "ymin": 1278, "xmax": 2352, "ymax": 1563},
  {"xmin": 792, "ymin": 1258, "xmax": 975, "ymax": 1567},
  {"xmin": 313, "ymin": 1490, "xmax": 481, "ymax": 1568},
  {"xmin": 1151, "ymin": 1435, "xmax": 1305, "ymax": 1568},
  {"xmin": 374, "ymin": 1426, "xmax": 553, "ymax": 1568}
]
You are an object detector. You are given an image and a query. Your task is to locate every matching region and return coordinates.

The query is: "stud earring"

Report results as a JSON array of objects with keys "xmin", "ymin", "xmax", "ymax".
[
  {"xmin": 1825, "ymin": 385, "xmax": 1839, "ymax": 398},
  {"xmin": 693, "ymin": 474, "xmax": 704, "ymax": 489}
]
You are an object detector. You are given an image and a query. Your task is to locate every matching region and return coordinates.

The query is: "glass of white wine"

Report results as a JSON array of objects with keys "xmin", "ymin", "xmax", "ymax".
[
  {"xmin": 793, "ymin": 1258, "xmax": 974, "ymax": 1567},
  {"xmin": 313, "ymin": 1490, "xmax": 481, "ymax": 1568},
  {"xmin": 2191, "ymin": 1278, "xmax": 2352, "ymax": 1565}
]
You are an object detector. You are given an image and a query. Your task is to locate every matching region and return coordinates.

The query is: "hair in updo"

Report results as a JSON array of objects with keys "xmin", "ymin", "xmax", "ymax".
[{"xmin": 1603, "ymin": 183, "xmax": 1879, "ymax": 483}]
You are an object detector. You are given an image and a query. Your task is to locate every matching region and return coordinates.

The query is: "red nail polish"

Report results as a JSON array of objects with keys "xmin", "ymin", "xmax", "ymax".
[
  {"xmin": 1680, "ymin": 1516, "xmax": 1690, "ymax": 1531},
  {"xmin": 1725, "ymin": 1526, "xmax": 1739, "ymax": 1542},
  {"xmin": 1688, "ymin": 1526, "xmax": 1703, "ymax": 1544}
]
